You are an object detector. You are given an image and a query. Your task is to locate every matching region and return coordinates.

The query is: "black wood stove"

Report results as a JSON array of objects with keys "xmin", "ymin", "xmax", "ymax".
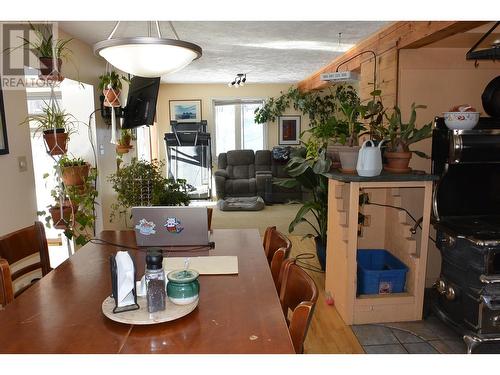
[{"xmin": 431, "ymin": 116, "xmax": 500, "ymax": 353}]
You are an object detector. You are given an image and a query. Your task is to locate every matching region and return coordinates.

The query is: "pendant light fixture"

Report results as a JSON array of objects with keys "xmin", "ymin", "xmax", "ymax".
[{"xmin": 94, "ymin": 21, "xmax": 202, "ymax": 78}]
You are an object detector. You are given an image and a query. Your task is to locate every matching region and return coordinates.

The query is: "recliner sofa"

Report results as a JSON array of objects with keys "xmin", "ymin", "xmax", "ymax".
[{"xmin": 214, "ymin": 149, "xmax": 302, "ymax": 203}]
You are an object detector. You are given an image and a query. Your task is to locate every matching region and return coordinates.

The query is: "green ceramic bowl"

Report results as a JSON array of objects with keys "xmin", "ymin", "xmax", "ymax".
[{"xmin": 167, "ymin": 269, "xmax": 200, "ymax": 305}]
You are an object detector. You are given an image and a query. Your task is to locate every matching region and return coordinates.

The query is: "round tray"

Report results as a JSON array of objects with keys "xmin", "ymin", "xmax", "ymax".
[{"xmin": 102, "ymin": 295, "xmax": 198, "ymax": 325}]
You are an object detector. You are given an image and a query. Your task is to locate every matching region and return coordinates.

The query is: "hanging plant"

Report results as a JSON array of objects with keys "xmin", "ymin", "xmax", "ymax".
[{"xmin": 98, "ymin": 71, "xmax": 129, "ymax": 107}]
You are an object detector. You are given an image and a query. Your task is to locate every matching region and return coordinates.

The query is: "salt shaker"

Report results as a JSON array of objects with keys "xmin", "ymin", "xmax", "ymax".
[{"xmin": 145, "ymin": 251, "xmax": 166, "ymax": 313}]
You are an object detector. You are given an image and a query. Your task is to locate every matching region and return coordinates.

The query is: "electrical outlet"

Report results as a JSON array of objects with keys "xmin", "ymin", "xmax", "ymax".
[{"xmin": 17, "ymin": 156, "xmax": 28, "ymax": 172}]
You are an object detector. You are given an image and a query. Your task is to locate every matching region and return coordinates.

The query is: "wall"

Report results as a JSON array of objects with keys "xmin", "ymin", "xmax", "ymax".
[
  {"xmin": 0, "ymin": 25, "xmax": 107, "ymax": 236},
  {"xmin": 0, "ymin": 87, "xmax": 36, "ymax": 235},
  {"xmin": 156, "ymin": 83, "xmax": 299, "ymax": 166},
  {"xmin": 398, "ymin": 47, "xmax": 499, "ymax": 285}
]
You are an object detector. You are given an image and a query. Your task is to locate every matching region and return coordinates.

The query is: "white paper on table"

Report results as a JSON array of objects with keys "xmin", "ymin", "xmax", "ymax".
[
  {"xmin": 163, "ymin": 256, "xmax": 238, "ymax": 275},
  {"xmin": 115, "ymin": 251, "xmax": 135, "ymax": 307}
]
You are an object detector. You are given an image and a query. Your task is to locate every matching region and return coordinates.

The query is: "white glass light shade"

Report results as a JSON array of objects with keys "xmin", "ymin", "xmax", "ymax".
[{"xmin": 94, "ymin": 37, "xmax": 202, "ymax": 78}]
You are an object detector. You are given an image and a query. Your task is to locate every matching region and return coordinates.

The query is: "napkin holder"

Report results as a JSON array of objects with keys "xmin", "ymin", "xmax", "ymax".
[{"xmin": 110, "ymin": 252, "xmax": 140, "ymax": 314}]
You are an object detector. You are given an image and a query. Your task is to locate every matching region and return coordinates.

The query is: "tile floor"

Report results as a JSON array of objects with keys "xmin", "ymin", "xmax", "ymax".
[
  {"xmin": 352, "ymin": 316, "xmax": 466, "ymax": 354},
  {"xmin": 353, "ymin": 315, "xmax": 500, "ymax": 354}
]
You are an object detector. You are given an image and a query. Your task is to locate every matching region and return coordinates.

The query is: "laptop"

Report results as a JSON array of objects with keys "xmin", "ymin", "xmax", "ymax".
[{"xmin": 132, "ymin": 206, "xmax": 209, "ymax": 247}]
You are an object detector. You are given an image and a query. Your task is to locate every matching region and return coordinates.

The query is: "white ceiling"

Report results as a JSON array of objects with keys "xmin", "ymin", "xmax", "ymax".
[{"xmin": 59, "ymin": 21, "xmax": 388, "ymax": 84}]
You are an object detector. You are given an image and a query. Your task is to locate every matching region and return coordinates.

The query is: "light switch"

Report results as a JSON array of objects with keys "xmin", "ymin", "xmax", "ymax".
[{"xmin": 18, "ymin": 156, "xmax": 28, "ymax": 172}]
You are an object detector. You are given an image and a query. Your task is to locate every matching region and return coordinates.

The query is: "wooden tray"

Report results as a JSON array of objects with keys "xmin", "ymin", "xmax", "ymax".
[{"xmin": 102, "ymin": 295, "xmax": 198, "ymax": 325}]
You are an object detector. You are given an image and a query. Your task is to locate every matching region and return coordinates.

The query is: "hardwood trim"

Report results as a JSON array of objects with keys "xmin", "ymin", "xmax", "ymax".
[{"xmin": 298, "ymin": 21, "xmax": 488, "ymax": 92}]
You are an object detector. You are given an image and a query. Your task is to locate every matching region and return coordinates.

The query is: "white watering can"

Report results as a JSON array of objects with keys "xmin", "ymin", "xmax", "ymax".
[{"xmin": 356, "ymin": 140, "xmax": 385, "ymax": 177}]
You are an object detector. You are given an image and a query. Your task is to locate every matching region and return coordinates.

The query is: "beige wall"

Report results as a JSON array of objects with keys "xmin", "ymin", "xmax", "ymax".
[
  {"xmin": 156, "ymin": 83, "xmax": 300, "ymax": 165},
  {"xmin": 0, "ymin": 87, "xmax": 37, "ymax": 235},
  {"xmin": 0, "ymin": 25, "xmax": 107, "ymax": 236},
  {"xmin": 398, "ymin": 47, "xmax": 499, "ymax": 286}
]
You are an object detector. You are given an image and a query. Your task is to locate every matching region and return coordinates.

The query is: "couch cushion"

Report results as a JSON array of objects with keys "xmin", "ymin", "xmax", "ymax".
[
  {"xmin": 227, "ymin": 150, "xmax": 255, "ymax": 166},
  {"xmin": 255, "ymin": 150, "xmax": 272, "ymax": 173},
  {"xmin": 225, "ymin": 178, "xmax": 256, "ymax": 195}
]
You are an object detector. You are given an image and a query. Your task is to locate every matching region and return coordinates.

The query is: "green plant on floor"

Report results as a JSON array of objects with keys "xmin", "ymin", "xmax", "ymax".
[
  {"xmin": 108, "ymin": 158, "xmax": 191, "ymax": 224},
  {"xmin": 274, "ymin": 142, "xmax": 331, "ymax": 245}
]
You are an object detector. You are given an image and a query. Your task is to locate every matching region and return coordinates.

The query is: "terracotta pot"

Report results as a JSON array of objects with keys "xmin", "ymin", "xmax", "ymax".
[
  {"xmin": 116, "ymin": 144, "xmax": 133, "ymax": 154},
  {"xmin": 49, "ymin": 205, "xmax": 74, "ymax": 229},
  {"xmin": 61, "ymin": 164, "xmax": 90, "ymax": 186},
  {"xmin": 39, "ymin": 57, "xmax": 63, "ymax": 79},
  {"xmin": 338, "ymin": 146, "xmax": 360, "ymax": 173},
  {"xmin": 103, "ymin": 89, "xmax": 121, "ymax": 107},
  {"xmin": 384, "ymin": 151, "xmax": 412, "ymax": 173},
  {"xmin": 43, "ymin": 130, "xmax": 68, "ymax": 155}
]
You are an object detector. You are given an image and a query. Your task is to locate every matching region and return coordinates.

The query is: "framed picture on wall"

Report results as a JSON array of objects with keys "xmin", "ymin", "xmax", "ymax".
[
  {"xmin": 169, "ymin": 99, "xmax": 202, "ymax": 123},
  {"xmin": 0, "ymin": 83, "xmax": 9, "ymax": 155},
  {"xmin": 278, "ymin": 115, "xmax": 300, "ymax": 145}
]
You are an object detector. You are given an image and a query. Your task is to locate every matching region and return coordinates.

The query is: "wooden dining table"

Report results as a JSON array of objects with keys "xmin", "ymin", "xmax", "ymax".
[{"xmin": 0, "ymin": 229, "xmax": 294, "ymax": 354}]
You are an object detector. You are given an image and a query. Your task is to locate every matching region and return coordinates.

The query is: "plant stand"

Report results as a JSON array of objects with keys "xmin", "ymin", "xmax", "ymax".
[{"xmin": 325, "ymin": 171, "xmax": 438, "ymax": 324}]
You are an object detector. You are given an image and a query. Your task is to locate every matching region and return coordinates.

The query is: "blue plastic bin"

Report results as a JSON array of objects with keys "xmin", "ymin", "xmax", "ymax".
[{"xmin": 357, "ymin": 249, "xmax": 408, "ymax": 295}]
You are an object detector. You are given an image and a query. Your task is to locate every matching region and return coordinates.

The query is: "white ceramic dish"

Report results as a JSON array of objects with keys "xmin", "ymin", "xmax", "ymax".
[{"xmin": 443, "ymin": 112, "xmax": 480, "ymax": 130}]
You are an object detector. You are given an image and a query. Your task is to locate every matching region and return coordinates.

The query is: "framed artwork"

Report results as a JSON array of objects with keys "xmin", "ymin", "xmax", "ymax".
[
  {"xmin": 169, "ymin": 99, "xmax": 202, "ymax": 123},
  {"xmin": 278, "ymin": 115, "xmax": 301, "ymax": 145},
  {"xmin": 0, "ymin": 84, "xmax": 9, "ymax": 155}
]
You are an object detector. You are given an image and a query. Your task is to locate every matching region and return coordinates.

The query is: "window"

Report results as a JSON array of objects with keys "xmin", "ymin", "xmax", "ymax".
[{"xmin": 214, "ymin": 100, "xmax": 265, "ymax": 155}]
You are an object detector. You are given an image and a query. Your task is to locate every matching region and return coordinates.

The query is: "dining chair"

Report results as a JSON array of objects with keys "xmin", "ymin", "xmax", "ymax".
[
  {"xmin": 263, "ymin": 226, "xmax": 292, "ymax": 290},
  {"xmin": 0, "ymin": 221, "xmax": 52, "ymax": 307},
  {"xmin": 207, "ymin": 207, "xmax": 213, "ymax": 231},
  {"xmin": 279, "ymin": 258, "xmax": 318, "ymax": 354}
]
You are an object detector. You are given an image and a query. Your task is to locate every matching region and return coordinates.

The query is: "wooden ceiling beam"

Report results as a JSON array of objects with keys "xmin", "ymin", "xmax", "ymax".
[{"xmin": 298, "ymin": 21, "xmax": 488, "ymax": 92}]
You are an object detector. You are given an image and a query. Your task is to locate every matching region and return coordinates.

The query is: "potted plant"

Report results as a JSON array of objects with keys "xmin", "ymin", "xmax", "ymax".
[
  {"xmin": 20, "ymin": 102, "xmax": 78, "ymax": 155},
  {"xmin": 59, "ymin": 156, "xmax": 90, "ymax": 186},
  {"xmin": 98, "ymin": 71, "xmax": 129, "ymax": 107},
  {"xmin": 16, "ymin": 23, "xmax": 73, "ymax": 79},
  {"xmin": 39, "ymin": 164, "xmax": 98, "ymax": 245},
  {"xmin": 377, "ymin": 103, "xmax": 433, "ymax": 173},
  {"xmin": 108, "ymin": 158, "xmax": 190, "ymax": 225},
  {"xmin": 274, "ymin": 143, "xmax": 331, "ymax": 270},
  {"xmin": 116, "ymin": 129, "xmax": 136, "ymax": 154}
]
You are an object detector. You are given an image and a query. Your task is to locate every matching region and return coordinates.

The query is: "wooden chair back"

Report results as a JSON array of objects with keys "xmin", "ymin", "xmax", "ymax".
[
  {"xmin": 207, "ymin": 207, "xmax": 213, "ymax": 231},
  {"xmin": 0, "ymin": 221, "xmax": 51, "ymax": 306},
  {"xmin": 279, "ymin": 258, "xmax": 318, "ymax": 354},
  {"xmin": 263, "ymin": 226, "xmax": 292, "ymax": 291}
]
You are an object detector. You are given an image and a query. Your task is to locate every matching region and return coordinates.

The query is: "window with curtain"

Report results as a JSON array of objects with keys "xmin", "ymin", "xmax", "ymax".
[{"xmin": 214, "ymin": 99, "xmax": 265, "ymax": 156}]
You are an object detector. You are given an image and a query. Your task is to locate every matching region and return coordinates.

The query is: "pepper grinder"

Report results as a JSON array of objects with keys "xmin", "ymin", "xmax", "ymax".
[{"xmin": 145, "ymin": 251, "xmax": 166, "ymax": 313}]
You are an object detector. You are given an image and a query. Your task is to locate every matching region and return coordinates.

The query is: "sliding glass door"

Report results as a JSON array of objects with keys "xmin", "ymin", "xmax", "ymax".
[{"xmin": 214, "ymin": 100, "xmax": 265, "ymax": 156}]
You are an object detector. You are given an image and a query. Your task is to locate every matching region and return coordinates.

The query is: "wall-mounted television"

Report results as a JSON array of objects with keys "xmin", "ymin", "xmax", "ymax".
[{"xmin": 122, "ymin": 76, "xmax": 160, "ymax": 129}]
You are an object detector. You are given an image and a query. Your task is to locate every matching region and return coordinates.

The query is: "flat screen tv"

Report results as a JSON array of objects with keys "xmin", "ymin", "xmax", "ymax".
[{"xmin": 122, "ymin": 76, "xmax": 160, "ymax": 129}]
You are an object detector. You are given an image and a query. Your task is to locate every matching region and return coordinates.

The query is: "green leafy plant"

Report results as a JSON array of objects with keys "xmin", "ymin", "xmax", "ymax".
[
  {"xmin": 59, "ymin": 155, "xmax": 87, "ymax": 167},
  {"xmin": 274, "ymin": 145, "xmax": 331, "ymax": 245},
  {"xmin": 108, "ymin": 158, "xmax": 191, "ymax": 224},
  {"xmin": 20, "ymin": 102, "xmax": 79, "ymax": 136},
  {"xmin": 152, "ymin": 178, "xmax": 190, "ymax": 207},
  {"xmin": 375, "ymin": 103, "xmax": 433, "ymax": 158},
  {"xmin": 118, "ymin": 129, "xmax": 136, "ymax": 146},
  {"xmin": 98, "ymin": 71, "xmax": 129, "ymax": 91},
  {"xmin": 254, "ymin": 86, "xmax": 340, "ymax": 129},
  {"xmin": 38, "ymin": 161, "xmax": 98, "ymax": 246},
  {"xmin": 17, "ymin": 23, "xmax": 73, "ymax": 60}
]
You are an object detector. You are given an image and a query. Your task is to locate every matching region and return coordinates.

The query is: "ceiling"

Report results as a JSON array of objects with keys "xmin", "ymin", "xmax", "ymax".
[{"xmin": 58, "ymin": 21, "xmax": 388, "ymax": 84}]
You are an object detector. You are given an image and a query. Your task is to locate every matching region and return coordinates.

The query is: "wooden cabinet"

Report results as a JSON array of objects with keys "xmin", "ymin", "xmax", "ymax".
[{"xmin": 325, "ymin": 173, "xmax": 437, "ymax": 325}]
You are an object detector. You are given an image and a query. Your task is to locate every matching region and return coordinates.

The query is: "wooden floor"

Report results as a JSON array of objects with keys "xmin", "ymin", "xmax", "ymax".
[{"xmin": 288, "ymin": 236, "xmax": 364, "ymax": 354}]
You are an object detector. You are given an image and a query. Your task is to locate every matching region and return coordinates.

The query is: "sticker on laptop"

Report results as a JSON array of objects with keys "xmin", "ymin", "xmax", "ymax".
[
  {"xmin": 135, "ymin": 219, "xmax": 156, "ymax": 236},
  {"xmin": 164, "ymin": 217, "xmax": 184, "ymax": 234}
]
